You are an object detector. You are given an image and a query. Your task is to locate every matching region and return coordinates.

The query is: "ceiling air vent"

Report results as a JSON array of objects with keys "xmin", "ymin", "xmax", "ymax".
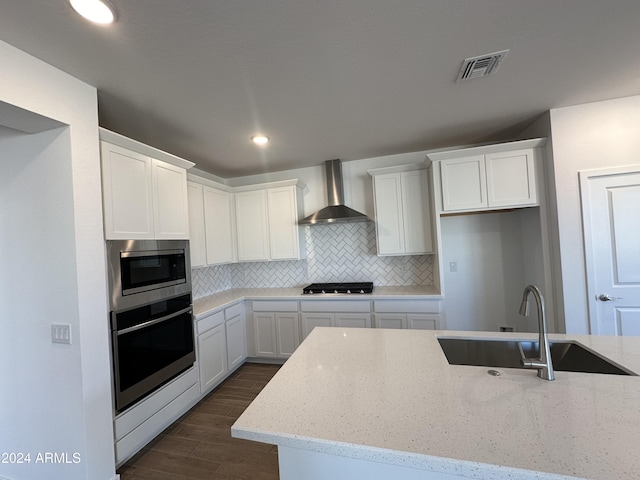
[{"xmin": 456, "ymin": 50, "xmax": 509, "ymax": 81}]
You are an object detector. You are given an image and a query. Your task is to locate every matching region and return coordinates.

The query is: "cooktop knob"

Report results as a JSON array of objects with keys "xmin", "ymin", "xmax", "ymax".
[
  {"xmin": 321, "ymin": 290, "xmax": 326, "ymax": 294},
  {"xmin": 360, "ymin": 290, "xmax": 364, "ymax": 293},
  {"xmin": 347, "ymin": 290, "xmax": 351, "ymax": 293}
]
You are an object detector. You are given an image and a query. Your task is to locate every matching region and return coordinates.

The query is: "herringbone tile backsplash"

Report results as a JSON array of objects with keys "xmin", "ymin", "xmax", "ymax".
[{"xmin": 192, "ymin": 222, "xmax": 433, "ymax": 299}]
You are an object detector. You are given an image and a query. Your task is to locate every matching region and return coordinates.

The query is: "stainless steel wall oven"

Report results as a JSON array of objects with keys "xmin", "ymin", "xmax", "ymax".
[{"xmin": 107, "ymin": 240, "xmax": 195, "ymax": 412}]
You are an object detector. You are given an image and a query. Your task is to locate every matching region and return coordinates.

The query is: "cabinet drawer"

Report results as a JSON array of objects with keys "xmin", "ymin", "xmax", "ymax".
[
  {"xmin": 115, "ymin": 382, "xmax": 199, "ymax": 466},
  {"xmin": 374, "ymin": 300, "xmax": 440, "ymax": 314},
  {"xmin": 114, "ymin": 367, "xmax": 198, "ymax": 440},
  {"xmin": 301, "ymin": 300, "xmax": 371, "ymax": 313},
  {"xmin": 252, "ymin": 300, "xmax": 298, "ymax": 312},
  {"xmin": 197, "ymin": 310, "xmax": 224, "ymax": 334},
  {"xmin": 225, "ymin": 302, "xmax": 243, "ymax": 320}
]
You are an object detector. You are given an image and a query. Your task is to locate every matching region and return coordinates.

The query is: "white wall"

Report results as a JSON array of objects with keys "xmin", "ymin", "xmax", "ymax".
[
  {"xmin": 440, "ymin": 210, "xmax": 539, "ymax": 332},
  {"xmin": 548, "ymin": 95, "xmax": 640, "ymax": 333},
  {"xmin": 0, "ymin": 40, "xmax": 115, "ymax": 480}
]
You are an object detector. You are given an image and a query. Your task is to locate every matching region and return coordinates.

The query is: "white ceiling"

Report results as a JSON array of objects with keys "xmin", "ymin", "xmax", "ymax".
[{"xmin": 2, "ymin": 1, "xmax": 640, "ymax": 177}]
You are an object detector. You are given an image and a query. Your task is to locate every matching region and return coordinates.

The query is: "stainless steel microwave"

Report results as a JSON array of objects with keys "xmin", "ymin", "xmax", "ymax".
[{"xmin": 107, "ymin": 239, "xmax": 192, "ymax": 312}]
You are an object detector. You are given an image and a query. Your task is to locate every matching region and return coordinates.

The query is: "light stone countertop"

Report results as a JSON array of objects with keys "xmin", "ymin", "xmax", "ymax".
[
  {"xmin": 193, "ymin": 285, "xmax": 441, "ymax": 320},
  {"xmin": 231, "ymin": 328, "xmax": 640, "ymax": 480}
]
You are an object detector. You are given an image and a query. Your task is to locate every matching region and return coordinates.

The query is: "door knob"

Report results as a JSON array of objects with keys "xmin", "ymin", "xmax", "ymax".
[{"xmin": 598, "ymin": 294, "xmax": 622, "ymax": 301}]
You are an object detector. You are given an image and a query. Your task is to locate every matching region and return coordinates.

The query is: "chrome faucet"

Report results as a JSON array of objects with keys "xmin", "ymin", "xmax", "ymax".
[{"xmin": 518, "ymin": 285, "xmax": 555, "ymax": 381}]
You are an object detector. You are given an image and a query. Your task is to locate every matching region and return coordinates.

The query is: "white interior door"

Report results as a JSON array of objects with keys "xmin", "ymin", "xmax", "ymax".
[{"xmin": 580, "ymin": 166, "xmax": 640, "ymax": 335}]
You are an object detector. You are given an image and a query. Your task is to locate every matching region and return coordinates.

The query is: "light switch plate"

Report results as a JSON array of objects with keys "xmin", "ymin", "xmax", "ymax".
[{"xmin": 51, "ymin": 323, "xmax": 72, "ymax": 344}]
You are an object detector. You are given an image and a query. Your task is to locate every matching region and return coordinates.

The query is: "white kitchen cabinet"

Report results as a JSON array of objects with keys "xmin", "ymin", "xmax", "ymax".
[
  {"xmin": 369, "ymin": 166, "xmax": 433, "ymax": 256},
  {"xmin": 235, "ymin": 190, "xmax": 270, "ymax": 261},
  {"xmin": 254, "ymin": 313, "xmax": 300, "ymax": 358},
  {"xmin": 101, "ymin": 141, "xmax": 154, "ymax": 239},
  {"xmin": 187, "ymin": 182, "xmax": 207, "ymax": 267},
  {"xmin": 235, "ymin": 181, "xmax": 305, "ymax": 262},
  {"xmin": 300, "ymin": 301, "xmax": 372, "ymax": 339},
  {"xmin": 152, "ymin": 160, "xmax": 190, "ymax": 239},
  {"xmin": 374, "ymin": 313, "xmax": 406, "ymax": 329},
  {"xmin": 196, "ymin": 311, "xmax": 228, "ymax": 394},
  {"xmin": 187, "ymin": 177, "xmax": 235, "ymax": 267},
  {"xmin": 429, "ymin": 141, "xmax": 542, "ymax": 214},
  {"xmin": 335, "ymin": 313, "xmax": 372, "ymax": 329},
  {"xmin": 100, "ymin": 129, "xmax": 193, "ymax": 240},
  {"xmin": 373, "ymin": 300, "xmax": 442, "ymax": 330},
  {"xmin": 198, "ymin": 323, "xmax": 227, "ymax": 393},
  {"xmin": 225, "ymin": 303, "xmax": 247, "ymax": 370},
  {"xmin": 114, "ymin": 367, "xmax": 198, "ymax": 466},
  {"xmin": 268, "ymin": 186, "xmax": 303, "ymax": 260},
  {"xmin": 301, "ymin": 313, "xmax": 334, "ymax": 339},
  {"xmin": 205, "ymin": 186, "xmax": 235, "ymax": 264},
  {"xmin": 407, "ymin": 314, "xmax": 438, "ymax": 330},
  {"xmin": 252, "ymin": 301, "xmax": 300, "ymax": 359}
]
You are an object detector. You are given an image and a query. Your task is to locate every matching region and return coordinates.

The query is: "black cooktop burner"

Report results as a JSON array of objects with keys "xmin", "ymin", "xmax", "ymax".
[{"xmin": 302, "ymin": 282, "xmax": 374, "ymax": 294}]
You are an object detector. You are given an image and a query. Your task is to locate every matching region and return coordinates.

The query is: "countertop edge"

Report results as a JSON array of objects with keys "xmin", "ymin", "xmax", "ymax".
[
  {"xmin": 230, "ymin": 426, "xmax": 577, "ymax": 480},
  {"xmin": 193, "ymin": 287, "xmax": 442, "ymax": 319}
]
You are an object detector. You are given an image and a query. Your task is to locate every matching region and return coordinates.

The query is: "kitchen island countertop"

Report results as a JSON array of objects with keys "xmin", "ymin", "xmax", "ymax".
[{"xmin": 231, "ymin": 328, "xmax": 640, "ymax": 480}]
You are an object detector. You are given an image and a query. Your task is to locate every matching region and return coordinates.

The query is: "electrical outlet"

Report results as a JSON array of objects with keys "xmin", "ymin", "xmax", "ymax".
[
  {"xmin": 51, "ymin": 323, "xmax": 72, "ymax": 344},
  {"xmin": 449, "ymin": 262, "xmax": 457, "ymax": 273}
]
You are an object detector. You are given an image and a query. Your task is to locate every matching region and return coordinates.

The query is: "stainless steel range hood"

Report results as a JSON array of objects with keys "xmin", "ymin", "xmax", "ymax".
[{"xmin": 299, "ymin": 159, "xmax": 369, "ymax": 225}]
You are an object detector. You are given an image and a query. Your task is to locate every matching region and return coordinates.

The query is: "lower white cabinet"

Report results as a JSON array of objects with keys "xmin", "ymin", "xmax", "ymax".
[
  {"xmin": 300, "ymin": 301, "xmax": 372, "ymax": 340},
  {"xmin": 114, "ymin": 367, "xmax": 199, "ymax": 466},
  {"xmin": 373, "ymin": 300, "xmax": 442, "ymax": 330},
  {"xmin": 197, "ymin": 302, "xmax": 247, "ymax": 393},
  {"xmin": 374, "ymin": 313, "xmax": 438, "ymax": 330},
  {"xmin": 254, "ymin": 313, "xmax": 300, "ymax": 358},
  {"xmin": 252, "ymin": 301, "xmax": 300, "ymax": 359},
  {"xmin": 197, "ymin": 311, "xmax": 228, "ymax": 394},
  {"xmin": 225, "ymin": 303, "xmax": 247, "ymax": 370}
]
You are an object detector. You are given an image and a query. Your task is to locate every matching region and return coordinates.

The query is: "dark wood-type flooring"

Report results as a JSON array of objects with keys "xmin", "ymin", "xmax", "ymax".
[{"xmin": 118, "ymin": 363, "xmax": 281, "ymax": 480}]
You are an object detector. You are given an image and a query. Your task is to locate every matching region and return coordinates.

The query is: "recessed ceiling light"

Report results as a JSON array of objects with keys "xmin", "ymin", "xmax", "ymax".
[
  {"xmin": 69, "ymin": 0, "xmax": 116, "ymax": 25},
  {"xmin": 251, "ymin": 135, "xmax": 270, "ymax": 146}
]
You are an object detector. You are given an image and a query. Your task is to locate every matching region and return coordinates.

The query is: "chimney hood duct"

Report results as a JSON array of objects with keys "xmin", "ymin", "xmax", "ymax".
[{"xmin": 299, "ymin": 159, "xmax": 369, "ymax": 225}]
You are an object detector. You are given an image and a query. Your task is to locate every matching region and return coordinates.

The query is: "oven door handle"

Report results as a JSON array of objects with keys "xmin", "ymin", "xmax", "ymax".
[{"xmin": 116, "ymin": 306, "xmax": 193, "ymax": 336}]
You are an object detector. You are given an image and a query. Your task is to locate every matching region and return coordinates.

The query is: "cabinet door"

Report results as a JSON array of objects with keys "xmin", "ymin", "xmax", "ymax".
[
  {"xmin": 440, "ymin": 155, "xmax": 487, "ymax": 212},
  {"xmin": 226, "ymin": 314, "xmax": 247, "ymax": 370},
  {"xmin": 187, "ymin": 182, "xmax": 207, "ymax": 267},
  {"xmin": 335, "ymin": 313, "xmax": 371, "ymax": 329},
  {"xmin": 300, "ymin": 313, "xmax": 334, "ymax": 340},
  {"xmin": 485, "ymin": 149, "xmax": 537, "ymax": 208},
  {"xmin": 152, "ymin": 159, "xmax": 190, "ymax": 239},
  {"xmin": 268, "ymin": 186, "xmax": 301, "ymax": 260},
  {"xmin": 407, "ymin": 314, "xmax": 438, "ymax": 330},
  {"xmin": 275, "ymin": 313, "xmax": 300, "ymax": 358},
  {"xmin": 401, "ymin": 170, "xmax": 433, "ymax": 254},
  {"xmin": 204, "ymin": 187, "xmax": 235, "ymax": 265},
  {"xmin": 236, "ymin": 190, "xmax": 270, "ymax": 261},
  {"xmin": 372, "ymin": 173, "xmax": 405, "ymax": 255},
  {"xmin": 198, "ymin": 323, "xmax": 228, "ymax": 393},
  {"xmin": 254, "ymin": 313, "xmax": 277, "ymax": 357},
  {"xmin": 374, "ymin": 314, "xmax": 406, "ymax": 329},
  {"xmin": 101, "ymin": 142, "xmax": 154, "ymax": 239}
]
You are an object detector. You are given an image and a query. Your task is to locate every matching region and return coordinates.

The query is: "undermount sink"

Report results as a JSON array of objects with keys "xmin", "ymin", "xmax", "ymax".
[{"xmin": 438, "ymin": 337, "xmax": 637, "ymax": 376}]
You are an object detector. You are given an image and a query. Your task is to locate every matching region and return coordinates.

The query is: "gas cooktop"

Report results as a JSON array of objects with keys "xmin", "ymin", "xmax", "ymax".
[{"xmin": 302, "ymin": 282, "xmax": 374, "ymax": 294}]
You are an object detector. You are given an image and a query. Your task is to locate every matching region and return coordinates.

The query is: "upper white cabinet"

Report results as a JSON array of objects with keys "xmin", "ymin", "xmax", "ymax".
[
  {"xmin": 235, "ymin": 189, "xmax": 271, "ymax": 262},
  {"xmin": 428, "ymin": 139, "xmax": 545, "ymax": 214},
  {"xmin": 368, "ymin": 165, "xmax": 434, "ymax": 256},
  {"xmin": 187, "ymin": 182, "xmax": 207, "ymax": 267},
  {"xmin": 100, "ymin": 129, "xmax": 193, "ymax": 240},
  {"xmin": 187, "ymin": 177, "xmax": 235, "ymax": 267},
  {"xmin": 235, "ymin": 181, "xmax": 305, "ymax": 262}
]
